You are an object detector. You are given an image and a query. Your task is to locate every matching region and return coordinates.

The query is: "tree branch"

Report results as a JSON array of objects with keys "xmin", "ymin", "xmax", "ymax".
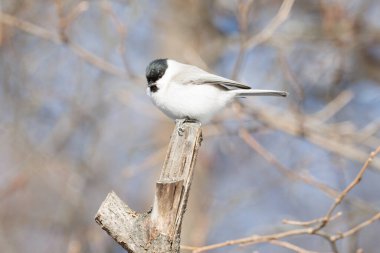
[{"xmin": 95, "ymin": 121, "xmax": 202, "ymax": 252}]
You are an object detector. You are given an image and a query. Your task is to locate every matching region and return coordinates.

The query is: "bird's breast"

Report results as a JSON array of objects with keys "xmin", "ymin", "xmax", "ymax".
[{"xmin": 148, "ymin": 82, "xmax": 235, "ymax": 122}]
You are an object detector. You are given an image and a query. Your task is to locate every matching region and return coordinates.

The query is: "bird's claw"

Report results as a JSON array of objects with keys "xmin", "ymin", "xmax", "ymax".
[
  {"xmin": 178, "ymin": 126, "xmax": 185, "ymax": 136},
  {"xmin": 175, "ymin": 119, "xmax": 185, "ymax": 136},
  {"xmin": 176, "ymin": 118, "xmax": 199, "ymax": 136}
]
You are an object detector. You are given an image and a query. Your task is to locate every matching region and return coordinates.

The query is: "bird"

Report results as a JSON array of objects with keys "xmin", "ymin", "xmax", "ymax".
[{"xmin": 145, "ymin": 58, "xmax": 287, "ymax": 124}]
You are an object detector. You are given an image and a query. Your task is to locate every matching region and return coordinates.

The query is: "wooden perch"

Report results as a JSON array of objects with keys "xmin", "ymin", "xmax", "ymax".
[{"xmin": 95, "ymin": 121, "xmax": 202, "ymax": 252}]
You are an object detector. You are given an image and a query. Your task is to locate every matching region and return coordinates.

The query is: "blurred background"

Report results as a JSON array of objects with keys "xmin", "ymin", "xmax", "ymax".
[{"xmin": 1, "ymin": 0, "xmax": 380, "ymax": 252}]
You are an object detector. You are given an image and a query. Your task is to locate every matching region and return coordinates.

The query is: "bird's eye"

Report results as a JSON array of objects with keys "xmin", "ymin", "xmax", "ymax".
[{"xmin": 150, "ymin": 84, "xmax": 158, "ymax": 93}]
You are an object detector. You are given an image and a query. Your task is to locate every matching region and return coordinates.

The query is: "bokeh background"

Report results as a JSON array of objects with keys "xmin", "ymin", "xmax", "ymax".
[{"xmin": 1, "ymin": 0, "xmax": 380, "ymax": 252}]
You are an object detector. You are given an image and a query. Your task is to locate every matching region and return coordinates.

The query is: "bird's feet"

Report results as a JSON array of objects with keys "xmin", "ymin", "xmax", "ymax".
[
  {"xmin": 176, "ymin": 118, "xmax": 199, "ymax": 136},
  {"xmin": 177, "ymin": 120, "xmax": 185, "ymax": 136}
]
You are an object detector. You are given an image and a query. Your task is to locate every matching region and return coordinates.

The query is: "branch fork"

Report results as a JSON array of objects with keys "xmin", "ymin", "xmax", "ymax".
[{"xmin": 95, "ymin": 122, "xmax": 202, "ymax": 252}]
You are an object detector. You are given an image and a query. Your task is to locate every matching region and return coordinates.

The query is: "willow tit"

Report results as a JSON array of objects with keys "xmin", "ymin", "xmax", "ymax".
[{"xmin": 146, "ymin": 59, "xmax": 287, "ymax": 123}]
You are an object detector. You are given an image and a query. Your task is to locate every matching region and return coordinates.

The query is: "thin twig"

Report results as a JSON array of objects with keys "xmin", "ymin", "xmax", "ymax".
[
  {"xmin": 61, "ymin": 1, "xmax": 89, "ymax": 29},
  {"xmin": 330, "ymin": 212, "xmax": 380, "ymax": 242},
  {"xmin": 269, "ymin": 240, "xmax": 321, "ymax": 253},
  {"xmin": 191, "ymin": 227, "xmax": 314, "ymax": 253},
  {"xmin": 123, "ymin": 145, "xmax": 167, "ymax": 179},
  {"xmin": 238, "ymin": 128, "xmax": 378, "ymax": 214},
  {"xmin": 239, "ymin": 129, "xmax": 335, "ymax": 197},
  {"xmin": 188, "ymin": 146, "xmax": 380, "ymax": 253},
  {"xmin": 313, "ymin": 146, "xmax": 380, "ymax": 232},
  {"xmin": 231, "ymin": 0, "xmax": 254, "ymax": 79},
  {"xmin": 68, "ymin": 40, "xmax": 126, "ymax": 77},
  {"xmin": 244, "ymin": 0, "xmax": 295, "ymax": 48},
  {"xmin": 101, "ymin": 1, "xmax": 135, "ymax": 77},
  {"xmin": 0, "ymin": 12, "xmax": 126, "ymax": 77},
  {"xmin": 246, "ymin": 104, "xmax": 380, "ymax": 171},
  {"xmin": 0, "ymin": 12, "xmax": 60, "ymax": 43},
  {"xmin": 0, "ymin": 1, "xmax": 3, "ymax": 46},
  {"xmin": 283, "ymin": 212, "xmax": 342, "ymax": 227},
  {"xmin": 313, "ymin": 90, "xmax": 354, "ymax": 122}
]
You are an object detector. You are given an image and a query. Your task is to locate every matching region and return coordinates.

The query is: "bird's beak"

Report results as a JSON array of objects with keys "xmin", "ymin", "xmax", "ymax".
[{"xmin": 147, "ymin": 82, "xmax": 155, "ymax": 87}]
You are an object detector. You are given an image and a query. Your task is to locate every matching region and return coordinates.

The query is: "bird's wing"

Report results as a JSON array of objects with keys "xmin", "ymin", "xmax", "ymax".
[
  {"xmin": 177, "ymin": 65, "xmax": 252, "ymax": 90},
  {"xmin": 197, "ymin": 78, "xmax": 252, "ymax": 90}
]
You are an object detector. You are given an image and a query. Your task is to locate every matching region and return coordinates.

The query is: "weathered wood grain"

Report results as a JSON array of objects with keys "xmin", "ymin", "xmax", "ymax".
[{"xmin": 95, "ymin": 121, "xmax": 202, "ymax": 252}]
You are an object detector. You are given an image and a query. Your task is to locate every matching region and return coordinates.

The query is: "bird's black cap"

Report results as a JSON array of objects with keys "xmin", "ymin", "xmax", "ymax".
[{"xmin": 146, "ymin": 59, "xmax": 168, "ymax": 84}]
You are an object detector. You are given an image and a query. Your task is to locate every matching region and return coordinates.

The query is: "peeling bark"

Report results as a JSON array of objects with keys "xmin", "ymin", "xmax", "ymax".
[{"xmin": 95, "ymin": 122, "xmax": 202, "ymax": 252}]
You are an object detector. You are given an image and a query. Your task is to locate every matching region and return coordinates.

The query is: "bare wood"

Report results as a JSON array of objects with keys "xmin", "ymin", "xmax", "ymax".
[
  {"xmin": 95, "ymin": 191, "xmax": 148, "ymax": 252},
  {"xmin": 95, "ymin": 121, "xmax": 202, "ymax": 252}
]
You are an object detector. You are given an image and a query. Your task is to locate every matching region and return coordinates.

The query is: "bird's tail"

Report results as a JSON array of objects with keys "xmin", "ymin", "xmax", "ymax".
[{"xmin": 233, "ymin": 89, "xmax": 288, "ymax": 97}]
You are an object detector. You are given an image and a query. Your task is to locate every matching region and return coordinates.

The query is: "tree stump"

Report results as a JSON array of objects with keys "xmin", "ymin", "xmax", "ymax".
[{"xmin": 95, "ymin": 121, "xmax": 202, "ymax": 252}]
